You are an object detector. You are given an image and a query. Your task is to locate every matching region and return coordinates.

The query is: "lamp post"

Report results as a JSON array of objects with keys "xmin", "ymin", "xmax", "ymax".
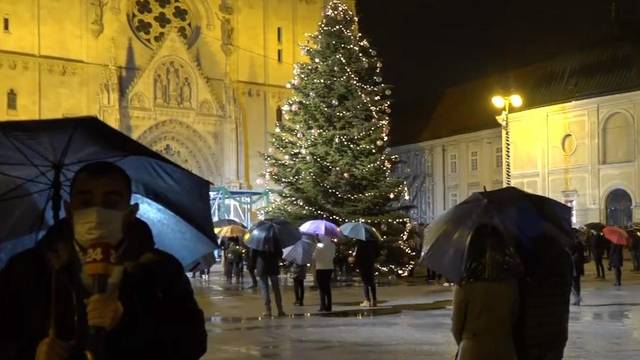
[{"xmin": 491, "ymin": 94, "xmax": 522, "ymax": 186}]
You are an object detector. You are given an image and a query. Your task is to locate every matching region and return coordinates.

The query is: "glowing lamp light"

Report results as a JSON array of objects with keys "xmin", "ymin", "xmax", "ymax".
[
  {"xmin": 491, "ymin": 96, "xmax": 506, "ymax": 109},
  {"xmin": 510, "ymin": 94, "xmax": 523, "ymax": 108}
]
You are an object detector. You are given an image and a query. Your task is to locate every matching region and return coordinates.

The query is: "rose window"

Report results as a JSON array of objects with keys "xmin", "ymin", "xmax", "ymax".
[{"xmin": 129, "ymin": 0, "xmax": 197, "ymax": 49}]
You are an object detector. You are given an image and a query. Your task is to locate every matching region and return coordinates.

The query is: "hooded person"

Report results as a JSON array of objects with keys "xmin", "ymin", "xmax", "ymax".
[
  {"xmin": 451, "ymin": 224, "xmax": 521, "ymax": 360},
  {"xmin": 0, "ymin": 161, "xmax": 207, "ymax": 360}
]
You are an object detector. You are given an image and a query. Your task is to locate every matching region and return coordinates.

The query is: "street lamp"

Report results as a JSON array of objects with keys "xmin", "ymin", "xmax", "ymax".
[{"xmin": 491, "ymin": 94, "xmax": 522, "ymax": 186}]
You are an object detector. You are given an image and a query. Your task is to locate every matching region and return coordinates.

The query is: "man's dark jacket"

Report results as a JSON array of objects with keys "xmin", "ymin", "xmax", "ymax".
[{"xmin": 0, "ymin": 218, "xmax": 207, "ymax": 360}]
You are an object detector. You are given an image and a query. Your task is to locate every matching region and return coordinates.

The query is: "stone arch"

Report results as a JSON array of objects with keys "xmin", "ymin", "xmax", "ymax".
[
  {"xmin": 137, "ymin": 119, "xmax": 217, "ymax": 181},
  {"xmin": 604, "ymin": 188, "xmax": 633, "ymax": 227},
  {"xmin": 600, "ymin": 111, "xmax": 635, "ymax": 164}
]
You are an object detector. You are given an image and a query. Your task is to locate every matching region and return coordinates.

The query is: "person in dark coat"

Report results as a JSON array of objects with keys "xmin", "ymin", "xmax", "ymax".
[
  {"xmin": 627, "ymin": 229, "xmax": 640, "ymax": 271},
  {"xmin": 609, "ymin": 243, "xmax": 624, "ymax": 286},
  {"xmin": 515, "ymin": 227, "xmax": 572, "ymax": 360},
  {"xmin": 291, "ymin": 263, "xmax": 308, "ymax": 306},
  {"xmin": 570, "ymin": 232, "xmax": 585, "ymax": 305},
  {"xmin": 251, "ymin": 248, "xmax": 285, "ymax": 317},
  {"xmin": 355, "ymin": 240, "xmax": 379, "ymax": 307},
  {"xmin": 0, "ymin": 162, "xmax": 207, "ymax": 360},
  {"xmin": 591, "ymin": 230, "xmax": 606, "ymax": 279}
]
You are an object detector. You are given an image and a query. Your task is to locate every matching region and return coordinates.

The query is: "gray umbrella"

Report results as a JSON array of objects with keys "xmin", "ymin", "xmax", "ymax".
[
  {"xmin": 339, "ymin": 222, "xmax": 382, "ymax": 242},
  {"xmin": 283, "ymin": 234, "xmax": 318, "ymax": 265}
]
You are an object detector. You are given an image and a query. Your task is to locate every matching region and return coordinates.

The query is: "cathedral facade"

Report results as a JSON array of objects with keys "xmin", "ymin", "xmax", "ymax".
[{"xmin": 0, "ymin": 0, "xmax": 350, "ymax": 188}]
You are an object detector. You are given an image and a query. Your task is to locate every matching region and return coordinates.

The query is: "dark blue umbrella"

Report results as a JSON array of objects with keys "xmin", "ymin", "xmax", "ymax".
[
  {"xmin": 419, "ymin": 186, "xmax": 572, "ymax": 283},
  {"xmin": 246, "ymin": 219, "xmax": 301, "ymax": 252},
  {"xmin": 0, "ymin": 117, "xmax": 216, "ymax": 268},
  {"xmin": 283, "ymin": 234, "xmax": 318, "ymax": 265}
]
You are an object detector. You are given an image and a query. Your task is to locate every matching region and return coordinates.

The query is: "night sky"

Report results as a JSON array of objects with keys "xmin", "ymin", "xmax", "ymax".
[{"xmin": 357, "ymin": 0, "xmax": 620, "ymax": 145}]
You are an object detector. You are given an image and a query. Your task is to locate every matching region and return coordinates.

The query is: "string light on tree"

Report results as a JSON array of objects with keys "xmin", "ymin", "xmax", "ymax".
[{"xmin": 263, "ymin": 0, "xmax": 414, "ymax": 276}]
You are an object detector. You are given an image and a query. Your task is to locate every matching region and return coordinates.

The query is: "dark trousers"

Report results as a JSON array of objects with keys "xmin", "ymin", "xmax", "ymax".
[
  {"xmin": 594, "ymin": 256, "xmax": 605, "ymax": 278},
  {"xmin": 293, "ymin": 278, "xmax": 305, "ymax": 305},
  {"xmin": 248, "ymin": 268, "xmax": 258, "ymax": 287},
  {"xmin": 614, "ymin": 266, "xmax": 622, "ymax": 286},
  {"xmin": 633, "ymin": 251, "xmax": 640, "ymax": 271},
  {"xmin": 258, "ymin": 274, "xmax": 283, "ymax": 313},
  {"xmin": 359, "ymin": 267, "xmax": 377, "ymax": 302},
  {"xmin": 571, "ymin": 275, "xmax": 581, "ymax": 298},
  {"xmin": 316, "ymin": 269, "xmax": 333, "ymax": 311}
]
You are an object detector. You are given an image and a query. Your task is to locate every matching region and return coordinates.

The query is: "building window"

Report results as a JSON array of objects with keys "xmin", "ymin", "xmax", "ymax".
[
  {"xmin": 276, "ymin": 106, "xmax": 283, "ymax": 123},
  {"xmin": 7, "ymin": 89, "xmax": 17, "ymax": 110},
  {"xmin": 470, "ymin": 151, "xmax": 478, "ymax": 172},
  {"xmin": 449, "ymin": 192, "xmax": 458, "ymax": 207},
  {"xmin": 3, "ymin": 17, "xmax": 9, "ymax": 32},
  {"xmin": 449, "ymin": 153, "xmax": 457, "ymax": 174},
  {"xmin": 277, "ymin": 49, "xmax": 283, "ymax": 63},
  {"xmin": 495, "ymin": 147, "xmax": 502, "ymax": 168},
  {"xmin": 277, "ymin": 26, "xmax": 283, "ymax": 43}
]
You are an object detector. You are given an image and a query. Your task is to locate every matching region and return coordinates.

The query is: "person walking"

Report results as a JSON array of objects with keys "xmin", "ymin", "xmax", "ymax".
[
  {"xmin": 355, "ymin": 239, "xmax": 380, "ymax": 307},
  {"xmin": 451, "ymin": 224, "xmax": 520, "ymax": 360},
  {"xmin": 245, "ymin": 247, "xmax": 258, "ymax": 289},
  {"xmin": 610, "ymin": 243, "xmax": 624, "ymax": 286},
  {"xmin": 291, "ymin": 263, "xmax": 308, "ymax": 306},
  {"xmin": 570, "ymin": 234, "xmax": 585, "ymax": 305},
  {"xmin": 313, "ymin": 236, "xmax": 336, "ymax": 312},
  {"xmin": 252, "ymin": 248, "xmax": 286, "ymax": 317},
  {"xmin": 225, "ymin": 236, "xmax": 243, "ymax": 284},
  {"xmin": 592, "ymin": 230, "xmax": 606, "ymax": 279}
]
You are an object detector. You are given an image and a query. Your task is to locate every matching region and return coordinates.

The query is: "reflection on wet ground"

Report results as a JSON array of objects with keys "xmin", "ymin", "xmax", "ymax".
[
  {"xmin": 199, "ymin": 277, "xmax": 640, "ymax": 360},
  {"xmin": 208, "ymin": 299, "xmax": 452, "ymax": 325}
]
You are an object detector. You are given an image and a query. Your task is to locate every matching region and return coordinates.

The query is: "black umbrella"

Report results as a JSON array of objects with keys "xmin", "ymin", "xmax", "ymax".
[
  {"xmin": 246, "ymin": 219, "xmax": 301, "ymax": 252},
  {"xmin": 0, "ymin": 117, "xmax": 216, "ymax": 268},
  {"xmin": 584, "ymin": 222, "xmax": 605, "ymax": 234},
  {"xmin": 419, "ymin": 187, "xmax": 572, "ymax": 284}
]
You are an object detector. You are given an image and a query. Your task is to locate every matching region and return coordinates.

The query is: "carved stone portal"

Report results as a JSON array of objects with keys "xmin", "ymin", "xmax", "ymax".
[{"xmin": 153, "ymin": 61, "xmax": 193, "ymax": 108}]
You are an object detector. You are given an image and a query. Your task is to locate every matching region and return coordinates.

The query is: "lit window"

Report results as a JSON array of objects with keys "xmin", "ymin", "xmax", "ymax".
[
  {"xmin": 470, "ymin": 151, "xmax": 478, "ymax": 172},
  {"xmin": 495, "ymin": 147, "xmax": 502, "ymax": 168},
  {"xmin": 3, "ymin": 17, "xmax": 8, "ymax": 32},
  {"xmin": 7, "ymin": 89, "xmax": 17, "ymax": 110},
  {"xmin": 449, "ymin": 153, "xmax": 457, "ymax": 174}
]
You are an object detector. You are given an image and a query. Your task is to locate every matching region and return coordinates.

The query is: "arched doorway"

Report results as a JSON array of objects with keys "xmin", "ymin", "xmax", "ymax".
[{"xmin": 605, "ymin": 189, "xmax": 633, "ymax": 226}]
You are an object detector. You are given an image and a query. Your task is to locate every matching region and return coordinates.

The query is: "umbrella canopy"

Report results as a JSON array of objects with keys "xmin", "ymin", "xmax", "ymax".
[
  {"xmin": 299, "ymin": 219, "xmax": 341, "ymax": 238},
  {"xmin": 419, "ymin": 186, "xmax": 572, "ymax": 284},
  {"xmin": 339, "ymin": 222, "xmax": 382, "ymax": 242},
  {"xmin": 213, "ymin": 218, "xmax": 244, "ymax": 229},
  {"xmin": 283, "ymin": 234, "xmax": 318, "ymax": 265},
  {"xmin": 246, "ymin": 219, "xmax": 301, "ymax": 252},
  {"xmin": 603, "ymin": 226, "xmax": 629, "ymax": 245},
  {"xmin": 0, "ymin": 117, "xmax": 216, "ymax": 268},
  {"xmin": 584, "ymin": 222, "xmax": 606, "ymax": 235},
  {"xmin": 217, "ymin": 225, "xmax": 247, "ymax": 238}
]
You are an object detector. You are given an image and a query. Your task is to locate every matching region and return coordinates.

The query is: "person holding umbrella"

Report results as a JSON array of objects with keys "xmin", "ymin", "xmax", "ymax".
[
  {"xmin": 246, "ymin": 219, "xmax": 301, "ymax": 317},
  {"xmin": 603, "ymin": 226, "xmax": 628, "ymax": 287},
  {"xmin": 451, "ymin": 224, "xmax": 521, "ymax": 360},
  {"xmin": 312, "ymin": 236, "xmax": 336, "ymax": 312},
  {"xmin": 0, "ymin": 162, "xmax": 207, "ymax": 359},
  {"xmin": 340, "ymin": 222, "xmax": 381, "ymax": 308},
  {"xmin": 283, "ymin": 234, "xmax": 317, "ymax": 306},
  {"xmin": 570, "ymin": 229, "xmax": 586, "ymax": 305}
]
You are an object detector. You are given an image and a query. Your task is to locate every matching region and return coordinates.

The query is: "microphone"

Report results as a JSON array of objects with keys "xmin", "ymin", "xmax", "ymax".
[{"xmin": 82, "ymin": 243, "xmax": 116, "ymax": 360}]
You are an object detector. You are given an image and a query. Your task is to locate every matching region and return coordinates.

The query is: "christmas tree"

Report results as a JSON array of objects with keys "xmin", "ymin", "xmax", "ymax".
[{"xmin": 262, "ymin": 0, "xmax": 414, "ymax": 275}]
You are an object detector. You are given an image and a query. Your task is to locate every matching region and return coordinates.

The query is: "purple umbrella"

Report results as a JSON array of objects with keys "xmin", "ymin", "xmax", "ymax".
[{"xmin": 299, "ymin": 220, "xmax": 341, "ymax": 239}]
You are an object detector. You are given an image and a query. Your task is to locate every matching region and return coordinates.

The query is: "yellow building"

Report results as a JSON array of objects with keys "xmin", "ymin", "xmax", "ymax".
[{"xmin": 0, "ymin": 0, "xmax": 353, "ymax": 188}]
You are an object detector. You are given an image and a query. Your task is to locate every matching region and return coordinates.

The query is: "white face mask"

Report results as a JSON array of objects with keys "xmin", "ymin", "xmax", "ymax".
[{"xmin": 72, "ymin": 207, "xmax": 126, "ymax": 248}]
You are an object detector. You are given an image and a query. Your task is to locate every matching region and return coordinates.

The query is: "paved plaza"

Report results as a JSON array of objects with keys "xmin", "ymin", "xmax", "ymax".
[{"xmin": 192, "ymin": 268, "xmax": 640, "ymax": 359}]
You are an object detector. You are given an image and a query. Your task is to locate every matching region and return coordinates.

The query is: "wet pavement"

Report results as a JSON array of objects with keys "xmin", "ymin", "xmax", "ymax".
[{"xmin": 192, "ymin": 269, "xmax": 640, "ymax": 359}]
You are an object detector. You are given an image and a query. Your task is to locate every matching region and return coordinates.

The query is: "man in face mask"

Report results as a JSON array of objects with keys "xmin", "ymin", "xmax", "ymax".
[{"xmin": 0, "ymin": 162, "xmax": 207, "ymax": 360}]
